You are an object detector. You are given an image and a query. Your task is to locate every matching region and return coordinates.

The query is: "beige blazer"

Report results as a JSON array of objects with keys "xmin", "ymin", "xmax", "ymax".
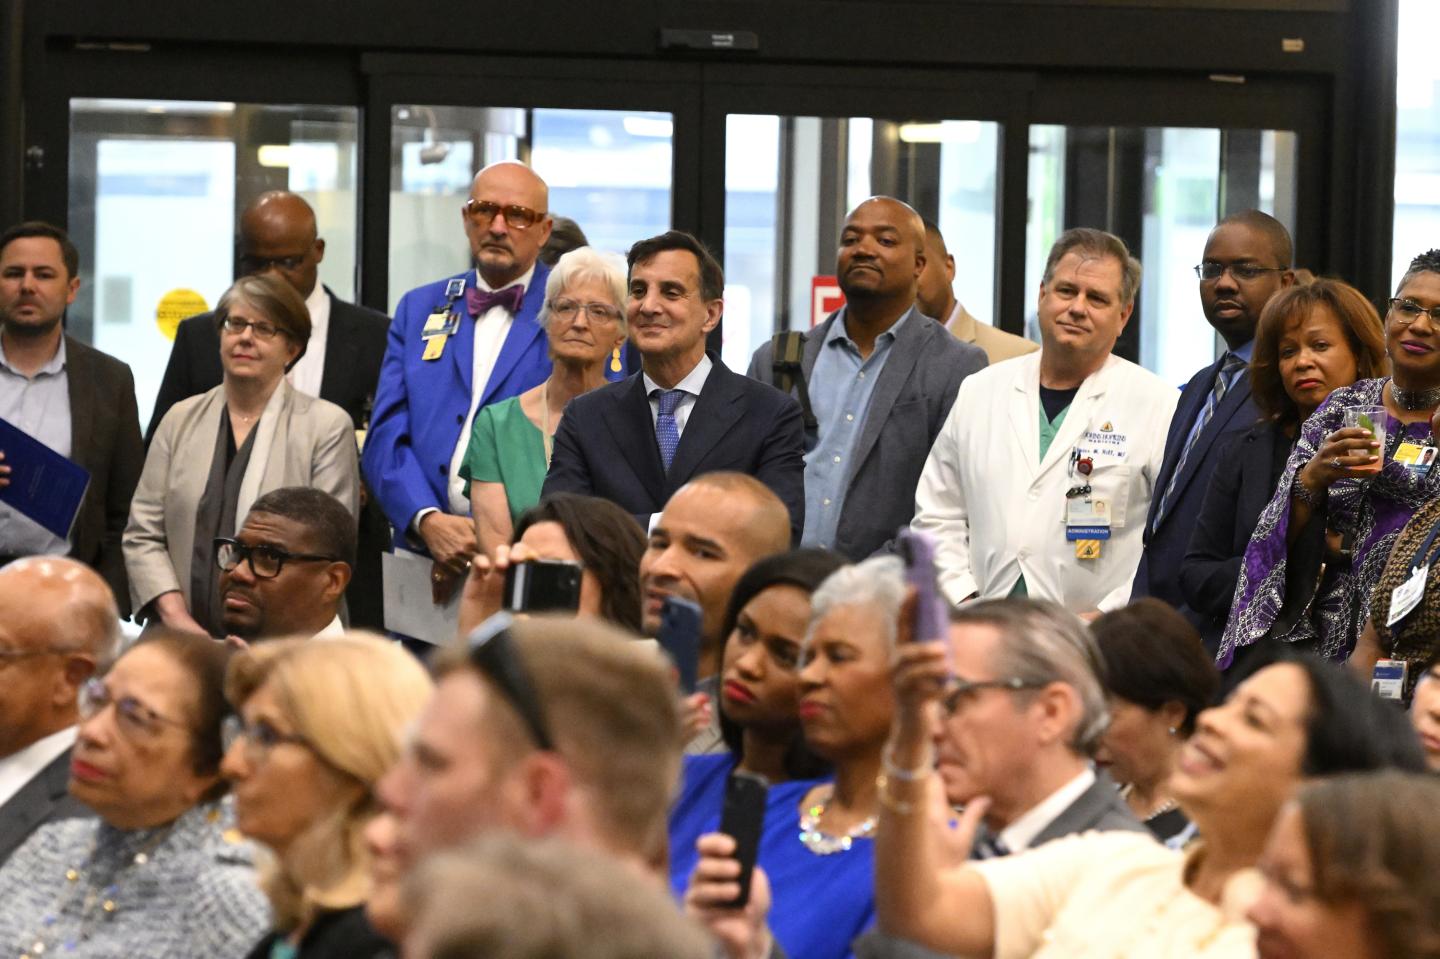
[
  {"xmin": 123, "ymin": 380, "xmax": 359, "ymax": 615},
  {"xmin": 946, "ymin": 302, "xmax": 1039, "ymax": 364}
]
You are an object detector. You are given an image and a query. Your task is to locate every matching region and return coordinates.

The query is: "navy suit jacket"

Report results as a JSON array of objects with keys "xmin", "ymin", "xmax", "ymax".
[
  {"xmin": 1181, "ymin": 420, "xmax": 1292, "ymax": 651},
  {"xmin": 0, "ymin": 746, "xmax": 90, "ymax": 866},
  {"xmin": 363, "ymin": 266, "xmax": 553, "ymax": 542},
  {"xmin": 1133, "ymin": 354, "xmax": 1260, "ymax": 620},
  {"xmin": 541, "ymin": 354, "xmax": 806, "ymax": 541}
]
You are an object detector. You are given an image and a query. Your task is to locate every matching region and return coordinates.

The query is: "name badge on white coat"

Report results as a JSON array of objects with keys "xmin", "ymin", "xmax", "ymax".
[{"xmin": 1078, "ymin": 420, "xmax": 1129, "ymax": 462}]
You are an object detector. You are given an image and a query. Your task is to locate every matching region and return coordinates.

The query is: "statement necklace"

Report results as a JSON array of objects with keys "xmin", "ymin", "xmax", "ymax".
[
  {"xmin": 797, "ymin": 785, "xmax": 876, "ymax": 856},
  {"xmin": 1389, "ymin": 380, "xmax": 1440, "ymax": 411},
  {"xmin": 18, "ymin": 824, "xmax": 175, "ymax": 959}
]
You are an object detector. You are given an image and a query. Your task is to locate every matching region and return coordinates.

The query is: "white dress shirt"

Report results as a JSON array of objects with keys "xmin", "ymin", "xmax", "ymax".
[
  {"xmin": 999, "ymin": 766, "xmax": 1096, "ymax": 853},
  {"xmin": 0, "ymin": 725, "xmax": 76, "ymax": 809},
  {"xmin": 446, "ymin": 265, "xmax": 534, "ymax": 516},
  {"xmin": 313, "ymin": 614, "xmax": 344, "ymax": 639},
  {"xmin": 285, "ymin": 284, "xmax": 331, "ymax": 399},
  {"xmin": 641, "ymin": 354, "xmax": 712, "ymax": 531}
]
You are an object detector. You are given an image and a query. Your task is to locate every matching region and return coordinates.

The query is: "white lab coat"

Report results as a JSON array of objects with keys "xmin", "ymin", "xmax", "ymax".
[{"xmin": 912, "ymin": 351, "xmax": 1178, "ymax": 613}]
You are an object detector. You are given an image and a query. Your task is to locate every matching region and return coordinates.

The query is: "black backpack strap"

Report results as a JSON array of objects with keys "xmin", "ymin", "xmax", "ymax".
[{"xmin": 771, "ymin": 331, "xmax": 817, "ymax": 431}]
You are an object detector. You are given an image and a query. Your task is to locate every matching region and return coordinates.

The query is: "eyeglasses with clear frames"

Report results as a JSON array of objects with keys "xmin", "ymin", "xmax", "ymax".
[
  {"xmin": 78, "ymin": 677, "xmax": 188, "ymax": 739},
  {"xmin": 462, "ymin": 199, "xmax": 547, "ymax": 231},
  {"xmin": 1389, "ymin": 298, "xmax": 1440, "ymax": 324},
  {"xmin": 221, "ymin": 715, "xmax": 310, "ymax": 762},
  {"xmin": 1193, "ymin": 262, "xmax": 1289, "ymax": 282},
  {"xmin": 940, "ymin": 676, "xmax": 1045, "ymax": 716},
  {"xmin": 548, "ymin": 298, "xmax": 623, "ymax": 324},
  {"xmin": 219, "ymin": 315, "xmax": 285, "ymax": 340}
]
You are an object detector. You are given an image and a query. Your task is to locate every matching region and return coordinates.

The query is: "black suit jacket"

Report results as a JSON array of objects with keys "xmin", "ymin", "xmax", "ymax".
[
  {"xmin": 66, "ymin": 337, "xmax": 145, "ymax": 616},
  {"xmin": 0, "ymin": 746, "xmax": 90, "ymax": 866},
  {"xmin": 853, "ymin": 772, "xmax": 1147, "ymax": 959},
  {"xmin": 1133, "ymin": 356, "xmax": 1260, "ymax": 621},
  {"xmin": 146, "ymin": 288, "xmax": 390, "ymax": 438},
  {"xmin": 542, "ymin": 353, "xmax": 807, "ymax": 541},
  {"xmin": 746, "ymin": 308, "xmax": 988, "ymax": 559},
  {"xmin": 1181, "ymin": 420, "xmax": 1293, "ymax": 651}
]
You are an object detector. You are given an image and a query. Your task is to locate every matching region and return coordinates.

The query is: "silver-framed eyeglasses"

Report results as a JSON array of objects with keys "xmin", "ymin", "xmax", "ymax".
[
  {"xmin": 221, "ymin": 715, "xmax": 310, "ymax": 761},
  {"xmin": 1389, "ymin": 298, "xmax": 1440, "ymax": 324},
  {"xmin": 548, "ymin": 298, "xmax": 623, "ymax": 324},
  {"xmin": 78, "ymin": 677, "xmax": 187, "ymax": 739}
]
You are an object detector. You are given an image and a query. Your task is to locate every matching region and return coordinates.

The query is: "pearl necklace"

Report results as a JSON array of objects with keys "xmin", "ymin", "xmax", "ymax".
[{"xmin": 797, "ymin": 785, "xmax": 876, "ymax": 856}]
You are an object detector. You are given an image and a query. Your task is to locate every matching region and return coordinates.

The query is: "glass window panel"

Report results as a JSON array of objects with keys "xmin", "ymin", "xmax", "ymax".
[
  {"xmin": 387, "ymin": 105, "xmax": 673, "ymax": 313},
  {"xmin": 1393, "ymin": 0, "xmax": 1440, "ymax": 284},
  {"xmin": 68, "ymin": 98, "xmax": 358, "ymax": 428},
  {"xmin": 1024, "ymin": 123, "xmax": 1297, "ymax": 384},
  {"xmin": 722, "ymin": 112, "xmax": 1000, "ymax": 371}
]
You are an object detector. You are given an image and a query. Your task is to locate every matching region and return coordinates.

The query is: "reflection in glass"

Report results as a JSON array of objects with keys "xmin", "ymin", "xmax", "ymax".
[
  {"xmin": 1393, "ymin": 0, "xmax": 1440, "ymax": 283},
  {"xmin": 68, "ymin": 98, "xmax": 358, "ymax": 427},
  {"xmin": 387, "ymin": 105, "xmax": 673, "ymax": 313}
]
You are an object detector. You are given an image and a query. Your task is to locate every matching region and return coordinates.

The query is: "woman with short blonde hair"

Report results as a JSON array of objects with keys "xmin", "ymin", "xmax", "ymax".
[{"xmin": 222, "ymin": 633, "xmax": 433, "ymax": 958}]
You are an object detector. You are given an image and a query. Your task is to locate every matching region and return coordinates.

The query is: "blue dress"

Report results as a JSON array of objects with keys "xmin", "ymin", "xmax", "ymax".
[{"xmin": 669, "ymin": 754, "xmax": 875, "ymax": 959}]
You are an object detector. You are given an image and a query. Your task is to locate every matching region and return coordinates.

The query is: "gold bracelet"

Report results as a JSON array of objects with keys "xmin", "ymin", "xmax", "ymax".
[
  {"xmin": 882, "ymin": 742, "xmax": 935, "ymax": 782},
  {"xmin": 876, "ymin": 772, "xmax": 925, "ymax": 815}
]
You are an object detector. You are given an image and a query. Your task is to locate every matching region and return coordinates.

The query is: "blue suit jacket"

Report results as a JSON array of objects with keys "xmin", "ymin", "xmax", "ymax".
[
  {"xmin": 363, "ymin": 265, "xmax": 553, "ymax": 541},
  {"xmin": 1133, "ymin": 354, "xmax": 1260, "ymax": 619},
  {"xmin": 541, "ymin": 353, "xmax": 806, "ymax": 542}
]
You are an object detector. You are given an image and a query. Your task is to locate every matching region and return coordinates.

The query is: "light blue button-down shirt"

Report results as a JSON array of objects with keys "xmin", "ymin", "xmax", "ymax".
[
  {"xmin": 0, "ymin": 336, "xmax": 72, "ymax": 555},
  {"xmin": 801, "ymin": 307, "xmax": 912, "ymax": 549}
]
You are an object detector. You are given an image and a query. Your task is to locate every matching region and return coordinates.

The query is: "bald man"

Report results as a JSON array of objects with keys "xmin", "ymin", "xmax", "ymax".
[
  {"xmin": 148, "ymin": 191, "xmax": 390, "ymax": 438},
  {"xmin": 0, "ymin": 557, "xmax": 120, "ymax": 863},
  {"xmin": 365, "ymin": 162, "xmax": 559, "ymax": 601},
  {"xmin": 747, "ymin": 197, "xmax": 987, "ymax": 559}
]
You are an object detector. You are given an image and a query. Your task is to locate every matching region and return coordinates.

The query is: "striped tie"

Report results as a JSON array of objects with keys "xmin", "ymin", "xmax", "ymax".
[{"xmin": 1153, "ymin": 353, "xmax": 1246, "ymax": 527}]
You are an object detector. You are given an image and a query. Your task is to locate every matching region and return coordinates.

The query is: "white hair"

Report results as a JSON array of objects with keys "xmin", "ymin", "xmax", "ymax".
[
  {"xmin": 805, "ymin": 555, "xmax": 906, "ymax": 650},
  {"xmin": 539, "ymin": 246, "xmax": 628, "ymax": 334}
]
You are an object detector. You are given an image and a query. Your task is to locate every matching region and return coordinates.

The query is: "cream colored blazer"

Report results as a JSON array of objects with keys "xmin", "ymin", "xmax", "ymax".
[{"xmin": 123, "ymin": 380, "xmax": 359, "ymax": 616}]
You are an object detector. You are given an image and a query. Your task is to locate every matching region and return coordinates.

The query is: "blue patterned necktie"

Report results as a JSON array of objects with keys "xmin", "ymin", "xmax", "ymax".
[
  {"xmin": 653, "ymin": 389, "xmax": 685, "ymax": 472},
  {"xmin": 1153, "ymin": 352, "xmax": 1247, "ymax": 526}
]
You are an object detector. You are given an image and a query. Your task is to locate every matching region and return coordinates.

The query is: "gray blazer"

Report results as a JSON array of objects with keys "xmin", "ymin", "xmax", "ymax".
[
  {"xmin": 747, "ymin": 309, "xmax": 987, "ymax": 560},
  {"xmin": 123, "ymin": 380, "xmax": 359, "ymax": 616},
  {"xmin": 0, "ymin": 747, "xmax": 89, "ymax": 867},
  {"xmin": 852, "ymin": 772, "xmax": 1148, "ymax": 959}
]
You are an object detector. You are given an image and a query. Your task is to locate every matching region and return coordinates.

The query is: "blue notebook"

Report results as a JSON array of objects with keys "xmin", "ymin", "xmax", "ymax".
[{"xmin": 0, "ymin": 417, "xmax": 90, "ymax": 541}]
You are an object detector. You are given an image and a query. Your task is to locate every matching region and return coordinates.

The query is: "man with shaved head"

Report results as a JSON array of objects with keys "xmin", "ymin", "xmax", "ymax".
[
  {"xmin": 748, "ymin": 196, "xmax": 986, "ymax": 559},
  {"xmin": 0, "ymin": 557, "xmax": 120, "ymax": 863},
  {"xmin": 366, "ymin": 162, "xmax": 559, "ymax": 601},
  {"xmin": 149, "ymin": 190, "xmax": 390, "ymax": 437},
  {"xmin": 639, "ymin": 472, "xmax": 792, "ymax": 752}
]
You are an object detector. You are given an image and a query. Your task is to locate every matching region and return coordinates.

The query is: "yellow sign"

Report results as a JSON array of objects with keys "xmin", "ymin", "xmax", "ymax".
[{"xmin": 155, "ymin": 288, "xmax": 209, "ymax": 341}]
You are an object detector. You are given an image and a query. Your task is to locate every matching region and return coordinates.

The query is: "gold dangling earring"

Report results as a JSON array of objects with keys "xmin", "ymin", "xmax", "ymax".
[{"xmin": 610, "ymin": 344, "xmax": 623, "ymax": 374}]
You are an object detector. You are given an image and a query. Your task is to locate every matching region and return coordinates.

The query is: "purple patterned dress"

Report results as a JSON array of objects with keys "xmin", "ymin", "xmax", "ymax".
[{"xmin": 1219, "ymin": 379, "xmax": 1440, "ymax": 666}]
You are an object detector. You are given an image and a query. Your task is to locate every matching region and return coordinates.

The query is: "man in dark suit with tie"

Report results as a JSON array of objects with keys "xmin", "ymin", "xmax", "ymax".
[
  {"xmin": 0, "ymin": 557, "xmax": 119, "ymax": 864},
  {"xmin": 543, "ymin": 231, "xmax": 805, "ymax": 539},
  {"xmin": 146, "ymin": 192, "xmax": 391, "ymax": 628},
  {"xmin": 1132, "ymin": 210, "xmax": 1294, "ymax": 627}
]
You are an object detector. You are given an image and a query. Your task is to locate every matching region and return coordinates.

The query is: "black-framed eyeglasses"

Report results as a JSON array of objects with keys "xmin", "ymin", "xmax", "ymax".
[
  {"xmin": 1193, "ymin": 262, "xmax": 1288, "ymax": 282},
  {"xmin": 466, "ymin": 613, "xmax": 554, "ymax": 751},
  {"xmin": 238, "ymin": 252, "xmax": 308, "ymax": 275},
  {"xmin": 221, "ymin": 714, "xmax": 310, "ymax": 761},
  {"xmin": 214, "ymin": 538, "xmax": 339, "ymax": 579},
  {"xmin": 941, "ymin": 676, "xmax": 1046, "ymax": 716},
  {"xmin": 1389, "ymin": 298, "xmax": 1440, "ymax": 324},
  {"xmin": 462, "ymin": 199, "xmax": 547, "ymax": 231},
  {"xmin": 78, "ymin": 677, "xmax": 187, "ymax": 739},
  {"xmin": 218, "ymin": 315, "xmax": 287, "ymax": 341},
  {"xmin": 548, "ymin": 298, "xmax": 623, "ymax": 325}
]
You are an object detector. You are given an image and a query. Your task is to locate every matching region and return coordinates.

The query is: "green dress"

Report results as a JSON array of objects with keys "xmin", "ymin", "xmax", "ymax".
[{"xmin": 459, "ymin": 395, "xmax": 548, "ymax": 524}]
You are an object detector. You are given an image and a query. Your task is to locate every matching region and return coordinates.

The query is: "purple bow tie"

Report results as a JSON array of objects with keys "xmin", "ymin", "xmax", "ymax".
[{"xmin": 465, "ymin": 283, "xmax": 525, "ymax": 317}]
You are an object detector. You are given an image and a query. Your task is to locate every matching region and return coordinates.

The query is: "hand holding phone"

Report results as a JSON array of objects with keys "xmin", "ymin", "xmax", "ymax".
[
  {"xmin": 717, "ymin": 771, "xmax": 769, "ymax": 908},
  {"xmin": 658, "ymin": 595, "xmax": 703, "ymax": 694},
  {"xmin": 897, "ymin": 528, "xmax": 948, "ymax": 645},
  {"xmin": 502, "ymin": 559, "xmax": 583, "ymax": 613}
]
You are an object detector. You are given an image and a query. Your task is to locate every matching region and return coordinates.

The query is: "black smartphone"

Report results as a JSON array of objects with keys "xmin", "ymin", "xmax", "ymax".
[
  {"xmin": 717, "ymin": 770, "xmax": 769, "ymax": 908},
  {"xmin": 658, "ymin": 595, "xmax": 703, "ymax": 694},
  {"xmin": 502, "ymin": 559, "xmax": 583, "ymax": 613}
]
